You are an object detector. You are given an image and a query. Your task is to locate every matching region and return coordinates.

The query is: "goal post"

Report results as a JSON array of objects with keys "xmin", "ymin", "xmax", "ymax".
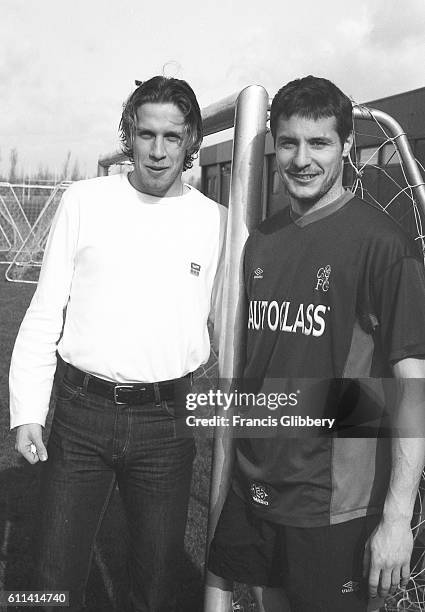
[
  {"xmin": 0, "ymin": 183, "xmax": 32, "ymax": 264},
  {"xmin": 351, "ymin": 105, "xmax": 425, "ymax": 249},
  {"xmin": 353, "ymin": 105, "xmax": 425, "ymax": 212},
  {"xmin": 206, "ymin": 85, "xmax": 270, "ymax": 527},
  {"xmin": 5, "ymin": 182, "xmax": 71, "ymax": 283},
  {"xmin": 201, "ymin": 86, "xmax": 269, "ymax": 611}
]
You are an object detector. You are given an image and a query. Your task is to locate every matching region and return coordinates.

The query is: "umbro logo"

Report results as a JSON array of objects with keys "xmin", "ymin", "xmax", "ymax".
[
  {"xmin": 250, "ymin": 482, "xmax": 269, "ymax": 506},
  {"xmin": 253, "ymin": 267, "xmax": 263, "ymax": 279},
  {"xmin": 315, "ymin": 265, "xmax": 331, "ymax": 292},
  {"xmin": 341, "ymin": 580, "xmax": 360, "ymax": 594}
]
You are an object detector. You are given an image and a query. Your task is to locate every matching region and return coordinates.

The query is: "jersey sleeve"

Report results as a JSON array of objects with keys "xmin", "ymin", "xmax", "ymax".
[
  {"xmin": 370, "ymin": 230, "xmax": 425, "ymax": 364},
  {"xmin": 9, "ymin": 185, "xmax": 80, "ymax": 429}
]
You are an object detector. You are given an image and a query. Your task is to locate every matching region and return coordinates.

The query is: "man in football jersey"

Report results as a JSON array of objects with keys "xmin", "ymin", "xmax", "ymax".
[
  {"xmin": 206, "ymin": 76, "xmax": 425, "ymax": 612},
  {"xmin": 10, "ymin": 76, "xmax": 225, "ymax": 611}
]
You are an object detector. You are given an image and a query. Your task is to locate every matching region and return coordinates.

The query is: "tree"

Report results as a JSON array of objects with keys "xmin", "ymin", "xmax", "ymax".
[
  {"xmin": 71, "ymin": 159, "xmax": 80, "ymax": 181},
  {"xmin": 62, "ymin": 150, "xmax": 72, "ymax": 180},
  {"xmin": 9, "ymin": 148, "xmax": 18, "ymax": 183},
  {"xmin": 35, "ymin": 164, "xmax": 52, "ymax": 182}
]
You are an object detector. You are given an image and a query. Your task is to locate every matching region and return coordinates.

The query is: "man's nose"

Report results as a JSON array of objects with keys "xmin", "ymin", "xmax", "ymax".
[
  {"xmin": 150, "ymin": 137, "xmax": 166, "ymax": 160},
  {"xmin": 293, "ymin": 143, "xmax": 311, "ymax": 168}
]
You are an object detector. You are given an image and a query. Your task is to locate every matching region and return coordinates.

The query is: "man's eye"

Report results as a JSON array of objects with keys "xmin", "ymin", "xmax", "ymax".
[
  {"xmin": 311, "ymin": 141, "xmax": 327, "ymax": 148},
  {"xmin": 138, "ymin": 133, "xmax": 153, "ymax": 140},
  {"xmin": 279, "ymin": 142, "xmax": 296, "ymax": 149},
  {"xmin": 166, "ymin": 136, "xmax": 181, "ymax": 143}
]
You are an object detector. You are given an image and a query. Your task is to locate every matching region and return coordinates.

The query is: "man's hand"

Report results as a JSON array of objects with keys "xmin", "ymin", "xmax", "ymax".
[
  {"xmin": 363, "ymin": 517, "xmax": 412, "ymax": 600},
  {"xmin": 15, "ymin": 423, "xmax": 48, "ymax": 464}
]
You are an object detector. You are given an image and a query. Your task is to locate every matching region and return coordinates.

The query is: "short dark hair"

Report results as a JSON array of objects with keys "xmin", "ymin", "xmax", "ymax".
[
  {"xmin": 270, "ymin": 75, "xmax": 353, "ymax": 144},
  {"xmin": 119, "ymin": 76, "xmax": 203, "ymax": 171}
]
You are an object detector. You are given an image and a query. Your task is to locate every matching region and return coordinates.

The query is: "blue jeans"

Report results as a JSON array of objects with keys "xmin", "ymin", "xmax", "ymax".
[{"xmin": 35, "ymin": 370, "xmax": 195, "ymax": 611}]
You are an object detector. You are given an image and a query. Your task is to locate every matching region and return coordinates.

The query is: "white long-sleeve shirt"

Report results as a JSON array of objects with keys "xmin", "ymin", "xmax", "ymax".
[{"xmin": 10, "ymin": 174, "xmax": 226, "ymax": 428}]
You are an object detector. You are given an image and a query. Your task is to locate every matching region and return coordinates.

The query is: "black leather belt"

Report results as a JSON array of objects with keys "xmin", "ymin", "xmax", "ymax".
[{"xmin": 63, "ymin": 362, "xmax": 192, "ymax": 406}]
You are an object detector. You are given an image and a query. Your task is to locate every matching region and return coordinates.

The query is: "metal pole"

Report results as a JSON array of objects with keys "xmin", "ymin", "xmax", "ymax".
[
  {"xmin": 353, "ymin": 106, "xmax": 425, "ymax": 219},
  {"xmin": 97, "ymin": 163, "xmax": 109, "ymax": 177},
  {"xmin": 202, "ymin": 92, "xmax": 239, "ymax": 136},
  {"xmin": 204, "ymin": 85, "xmax": 269, "ymax": 612}
]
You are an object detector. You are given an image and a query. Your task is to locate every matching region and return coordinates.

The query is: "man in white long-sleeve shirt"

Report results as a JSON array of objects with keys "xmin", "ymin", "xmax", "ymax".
[{"xmin": 10, "ymin": 76, "xmax": 226, "ymax": 612}]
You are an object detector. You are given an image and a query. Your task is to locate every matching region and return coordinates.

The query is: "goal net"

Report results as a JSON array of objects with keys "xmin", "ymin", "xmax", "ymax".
[
  {"xmin": 347, "ymin": 107, "xmax": 425, "ymax": 612},
  {"xmin": 0, "ymin": 183, "xmax": 32, "ymax": 264},
  {"xmin": 5, "ymin": 182, "xmax": 72, "ymax": 283},
  {"xmin": 348, "ymin": 104, "xmax": 425, "ymax": 257}
]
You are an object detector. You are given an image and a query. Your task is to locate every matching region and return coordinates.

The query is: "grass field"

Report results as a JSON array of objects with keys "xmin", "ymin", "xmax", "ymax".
[{"xmin": 0, "ymin": 270, "xmax": 213, "ymax": 611}]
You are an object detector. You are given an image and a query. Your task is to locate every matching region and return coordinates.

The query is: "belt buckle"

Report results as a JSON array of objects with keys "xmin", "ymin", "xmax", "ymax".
[{"xmin": 113, "ymin": 384, "xmax": 143, "ymax": 405}]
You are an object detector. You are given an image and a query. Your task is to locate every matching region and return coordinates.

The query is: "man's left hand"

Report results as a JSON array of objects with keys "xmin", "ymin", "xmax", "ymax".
[{"xmin": 363, "ymin": 517, "xmax": 413, "ymax": 600}]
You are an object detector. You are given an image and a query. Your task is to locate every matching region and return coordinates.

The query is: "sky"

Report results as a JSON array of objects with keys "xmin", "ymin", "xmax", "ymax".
[{"xmin": 1, "ymin": 0, "xmax": 424, "ymax": 179}]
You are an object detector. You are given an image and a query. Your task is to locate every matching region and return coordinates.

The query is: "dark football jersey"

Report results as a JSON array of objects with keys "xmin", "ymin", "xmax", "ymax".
[{"xmin": 233, "ymin": 191, "xmax": 425, "ymax": 527}]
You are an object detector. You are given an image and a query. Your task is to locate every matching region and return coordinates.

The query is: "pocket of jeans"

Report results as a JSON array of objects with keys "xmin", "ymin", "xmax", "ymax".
[
  {"xmin": 162, "ymin": 398, "xmax": 176, "ymax": 418},
  {"xmin": 55, "ymin": 377, "xmax": 81, "ymax": 402},
  {"xmin": 162, "ymin": 397, "xmax": 188, "ymax": 420}
]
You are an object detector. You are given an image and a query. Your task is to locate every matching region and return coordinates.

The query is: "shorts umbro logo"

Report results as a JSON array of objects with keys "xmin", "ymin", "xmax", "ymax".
[
  {"xmin": 341, "ymin": 580, "xmax": 360, "ymax": 594},
  {"xmin": 191, "ymin": 262, "xmax": 201, "ymax": 276},
  {"xmin": 250, "ymin": 482, "xmax": 269, "ymax": 506},
  {"xmin": 253, "ymin": 268, "xmax": 263, "ymax": 279}
]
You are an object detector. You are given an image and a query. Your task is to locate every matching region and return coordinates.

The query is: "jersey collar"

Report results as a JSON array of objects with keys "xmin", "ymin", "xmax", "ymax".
[{"xmin": 290, "ymin": 190, "xmax": 355, "ymax": 228}]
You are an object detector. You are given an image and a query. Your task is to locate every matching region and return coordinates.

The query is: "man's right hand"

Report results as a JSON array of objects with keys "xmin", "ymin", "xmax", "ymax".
[{"xmin": 15, "ymin": 424, "xmax": 48, "ymax": 464}]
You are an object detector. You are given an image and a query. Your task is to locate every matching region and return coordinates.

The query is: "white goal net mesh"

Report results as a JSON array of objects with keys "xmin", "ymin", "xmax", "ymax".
[
  {"xmin": 0, "ymin": 183, "xmax": 32, "ymax": 264},
  {"xmin": 4, "ymin": 182, "xmax": 72, "ymax": 283},
  {"xmin": 349, "ymin": 104, "xmax": 425, "ymax": 259}
]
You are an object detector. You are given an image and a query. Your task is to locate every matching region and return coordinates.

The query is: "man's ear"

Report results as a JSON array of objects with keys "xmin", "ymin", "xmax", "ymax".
[{"xmin": 343, "ymin": 132, "xmax": 354, "ymax": 158}]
